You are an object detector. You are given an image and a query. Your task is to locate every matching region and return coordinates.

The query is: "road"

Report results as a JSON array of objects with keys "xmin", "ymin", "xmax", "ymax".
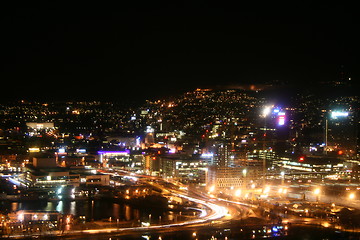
[{"xmin": 6, "ymin": 170, "xmax": 232, "ymax": 239}]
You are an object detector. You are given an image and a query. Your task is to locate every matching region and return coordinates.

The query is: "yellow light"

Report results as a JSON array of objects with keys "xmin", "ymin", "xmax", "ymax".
[
  {"xmin": 208, "ymin": 185, "xmax": 215, "ymax": 193},
  {"xmin": 322, "ymin": 222, "xmax": 330, "ymax": 228},
  {"xmin": 349, "ymin": 193, "xmax": 355, "ymax": 200},
  {"xmin": 29, "ymin": 147, "xmax": 40, "ymax": 153},
  {"xmin": 235, "ymin": 189, "xmax": 241, "ymax": 197},
  {"xmin": 314, "ymin": 188, "xmax": 320, "ymax": 195},
  {"xmin": 263, "ymin": 186, "xmax": 270, "ymax": 194}
]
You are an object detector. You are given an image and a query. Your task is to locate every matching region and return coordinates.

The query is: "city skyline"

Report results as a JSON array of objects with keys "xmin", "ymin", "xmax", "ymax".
[{"xmin": 1, "ymin": 3, "xmax": 360, "ymax": 239}]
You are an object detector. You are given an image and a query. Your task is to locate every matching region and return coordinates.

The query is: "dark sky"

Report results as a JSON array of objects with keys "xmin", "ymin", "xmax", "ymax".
[{"xmin": 2, "ymin": 3, "xmax": 358, "ymax": 102}]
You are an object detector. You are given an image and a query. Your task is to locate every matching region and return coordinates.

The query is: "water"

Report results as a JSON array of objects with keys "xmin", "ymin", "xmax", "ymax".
[{"xmin": 0, "ymin": 199, "xmax": 172, "ymax": 222}]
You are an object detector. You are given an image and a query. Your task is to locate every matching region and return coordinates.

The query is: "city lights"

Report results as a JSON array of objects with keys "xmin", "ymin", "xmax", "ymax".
[
  {"xmin": 331, "ymin": 111, "xmax": 349, "ymax": 119},
  {"xmin": 262, "ymin": 106, "xmax": 272, "ymax": 117},
  {"xmin": 349, "ymin": 193, "xmax": 355, "ymax": 200},
  {"xmin": 0, "ymin": 4, "xmax": 357, "ymax": 239}
]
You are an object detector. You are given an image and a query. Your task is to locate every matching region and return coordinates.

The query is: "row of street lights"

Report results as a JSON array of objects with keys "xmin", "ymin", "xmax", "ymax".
[{"xmin": 313, "ymin": 187, "xmax": 357, "ymax": 202}]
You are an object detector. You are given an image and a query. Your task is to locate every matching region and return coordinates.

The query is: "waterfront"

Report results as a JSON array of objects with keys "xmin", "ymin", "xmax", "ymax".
[{"xmin": 0, "ymin": 199, "xmax": 173, "ymax": 223}]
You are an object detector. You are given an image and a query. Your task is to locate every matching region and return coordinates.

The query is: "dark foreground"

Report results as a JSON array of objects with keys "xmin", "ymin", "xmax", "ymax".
[{"xmin": 3, "ymin": 224, "xmax": 359, "ymax": 240}]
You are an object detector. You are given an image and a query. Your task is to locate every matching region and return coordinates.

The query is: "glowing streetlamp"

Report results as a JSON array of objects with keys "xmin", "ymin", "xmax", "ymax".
[
  {"xmin": 208, "ymin": 185, "xmax": 215, "ymax": 194},
  {"xmin": 263, "ymin": 186, "xmax": 270, "ymax": 194},
  {"xmin": 280, "ymin": 171, "xmax": 285, "ymax": 185},
  {"xmin": 349, "ymin": 192, "xmax": 355, "ymax": 200},
  {"xmin": 314, "ymin": 188, "xmax": 321, "ymax": 202},
  {"xmin": 262, "ymin": 106, "xmax": 272, "ymax": 117}
]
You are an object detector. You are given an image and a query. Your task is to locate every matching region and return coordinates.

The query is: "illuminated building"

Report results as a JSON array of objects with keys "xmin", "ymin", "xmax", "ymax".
[
  {"xmin": 160, "ymin": 154, "xmax": 208, "ymax": 183},
  {"xmin": 143, "ymin": 155, "xmax": 158, "ymax": 175},
  {"xmin": 98, "ymin": 150, "xmax": 130, "ymax": 166},
  {"xmin": 273, "ymin": 155, "xmax": 343, "ymax": 173},
  {"xmin": 26, "ymin": 122, "xmax": 54, "ymax": 129},
  {"xmin": 83, "ymin": 174, "xmax": 110, "ymax": 186},
  {"xmin": 207, "ymin": 166, "xmax": 253, "ymax": 189},
  {"xmin": 24, "ymin": 157, "xmax": 109, "ymax": 188},
  {"xmin": 351, "ymin": 165, "xmax": 360, "ymax": 182},
  {"xmin": 8, "ymin": 210, "xmax": 61, "ymax": 224},
  {"xmin": 105, "ymin": 135, "xmax": 141, "ymax": 149},
  {"xmin": 215, "ymin": 144, "xmax": 234, "ymax": 167},
  {"xmin": 325, "ymin": 110, "xmax": 356, "ymax": 154},
  {"xmin": 25, "ymin": 165, "xmax": 80, "ymax": 188},
  {"xmin": 26, "ymin": 122, "xmax": 56, "ymax": 137}
]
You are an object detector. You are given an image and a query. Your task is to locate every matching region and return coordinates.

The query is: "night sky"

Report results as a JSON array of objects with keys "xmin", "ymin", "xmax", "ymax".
[{"xmin": 2, "ymin": 3, "xmax": 358, "ymax": 102}]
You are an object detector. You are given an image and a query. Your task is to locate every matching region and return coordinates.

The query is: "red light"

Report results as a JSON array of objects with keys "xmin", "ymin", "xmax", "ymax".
[
  {"xmin": 299, "ymin": 156, "xmax": 305, "ymax": 162},
  {"xmin": 338, "ymin": 150, "xmax": 343, "ymax": 155}
]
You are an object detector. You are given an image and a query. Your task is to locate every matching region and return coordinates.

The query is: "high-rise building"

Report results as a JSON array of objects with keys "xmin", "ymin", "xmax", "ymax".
[{"xmin": 215, "ymin": 144, "xmax": 234, "ymax": 167}]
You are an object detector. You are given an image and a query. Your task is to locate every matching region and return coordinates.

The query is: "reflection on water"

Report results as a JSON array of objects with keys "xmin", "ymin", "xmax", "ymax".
[
  {"xmin": 11, "ymin": 202, "xmax": 18, "ymax": 212},
  {"xmin": 56, "ymin": 201, "xmax": 62, "ymax": 212},
  {"xmin": 124, "ymin": 204, "xmax": 131, "ymax": 221},
  {"xmin": 0, "ymin": 200, "xmax": 171, "ymax": 222},
  {"xmin": 70, "ymin": 201, "xmax": 76, "ymax": 215}
]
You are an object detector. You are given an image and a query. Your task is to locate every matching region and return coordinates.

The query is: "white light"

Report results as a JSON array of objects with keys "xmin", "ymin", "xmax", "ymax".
[
  {"xmin": 18, "ymin": 213, "xmax": 24, "ymax": 221},
  {"xmin": 201, "ymin": 153, "xmax": 214, "ymax": 158},
  {"xmin": 331, "ymin": 111, "xmax": 349, "ymax": 119},
  {"xmin": 58, "ymin": 148, "xmax": 66, "ymax": 154},
  {"xmin": 263, "ymin": 106, "xmax": 271, "ymax": 117},
  {"xmin": 146, "ymin": 126, "xmax": 154, "ymax": 133}
]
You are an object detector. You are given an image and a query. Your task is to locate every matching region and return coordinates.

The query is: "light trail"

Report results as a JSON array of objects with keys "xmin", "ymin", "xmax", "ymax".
[
  {"xmin": 44, "ymin": 169, "xmax": 229, "ymax": 237},
  {"xmin": 58, "ymin": 185, "xmax": 229, "ymax": 237},
  {"xmin": 55, "ymin": 194, "xmax": 228, "ymax": 237}
]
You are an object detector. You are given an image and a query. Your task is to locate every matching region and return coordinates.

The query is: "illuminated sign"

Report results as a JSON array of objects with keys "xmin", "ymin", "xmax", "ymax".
[
  {"xmin": 278, "ymin": 116, "xmax": 285, "ymax": 126},
  {"xmin": 277, "ymin": 112, "xmax": 286, "ymax": 126},
  {"xmin": 58, "ymin": 148, "xmax": 66, "ymax": 154},
  {"xmin": 76, "ymin": 149, "xmax": 86, "ymax": 153},
  {"xmin": 200, "ymin": 153, "xmax": 214, "ymax": 158},
  {"xmin": 98, "ymin": 150, "xmax": 130, "ymax": 155},
  {"xmin": 29, "ymin": 147, "xmax": 40, "ymax": 153}
]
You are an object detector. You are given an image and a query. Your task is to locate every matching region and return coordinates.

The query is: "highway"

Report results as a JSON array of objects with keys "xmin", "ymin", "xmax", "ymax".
[
  {"xmin": 6, "ymin": 170, "xmax": 231, "ymax": 239},
  {"xmin": 54, "ymin": 182, "xmax": 229, "ymax": 238}
]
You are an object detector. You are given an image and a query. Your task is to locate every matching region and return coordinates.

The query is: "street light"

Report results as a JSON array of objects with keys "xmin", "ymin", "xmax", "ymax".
[
  {"xmin": 208, "ymin": 185, "xmax": 215, "ymax": 194},
  {"xmin": 349, "ymin": 192, "xmax": 355, "ymax": 200},
  {"xmin": 263, "ymin": 186, "xmax": 270, "ymax": 194},
  {"xmin": 314, "ymin": 188, "xmax": 321, "ymax": 202},
  {"xmin": 262, "ymin": 106, "xmax": 272, "ymax": 117}
]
